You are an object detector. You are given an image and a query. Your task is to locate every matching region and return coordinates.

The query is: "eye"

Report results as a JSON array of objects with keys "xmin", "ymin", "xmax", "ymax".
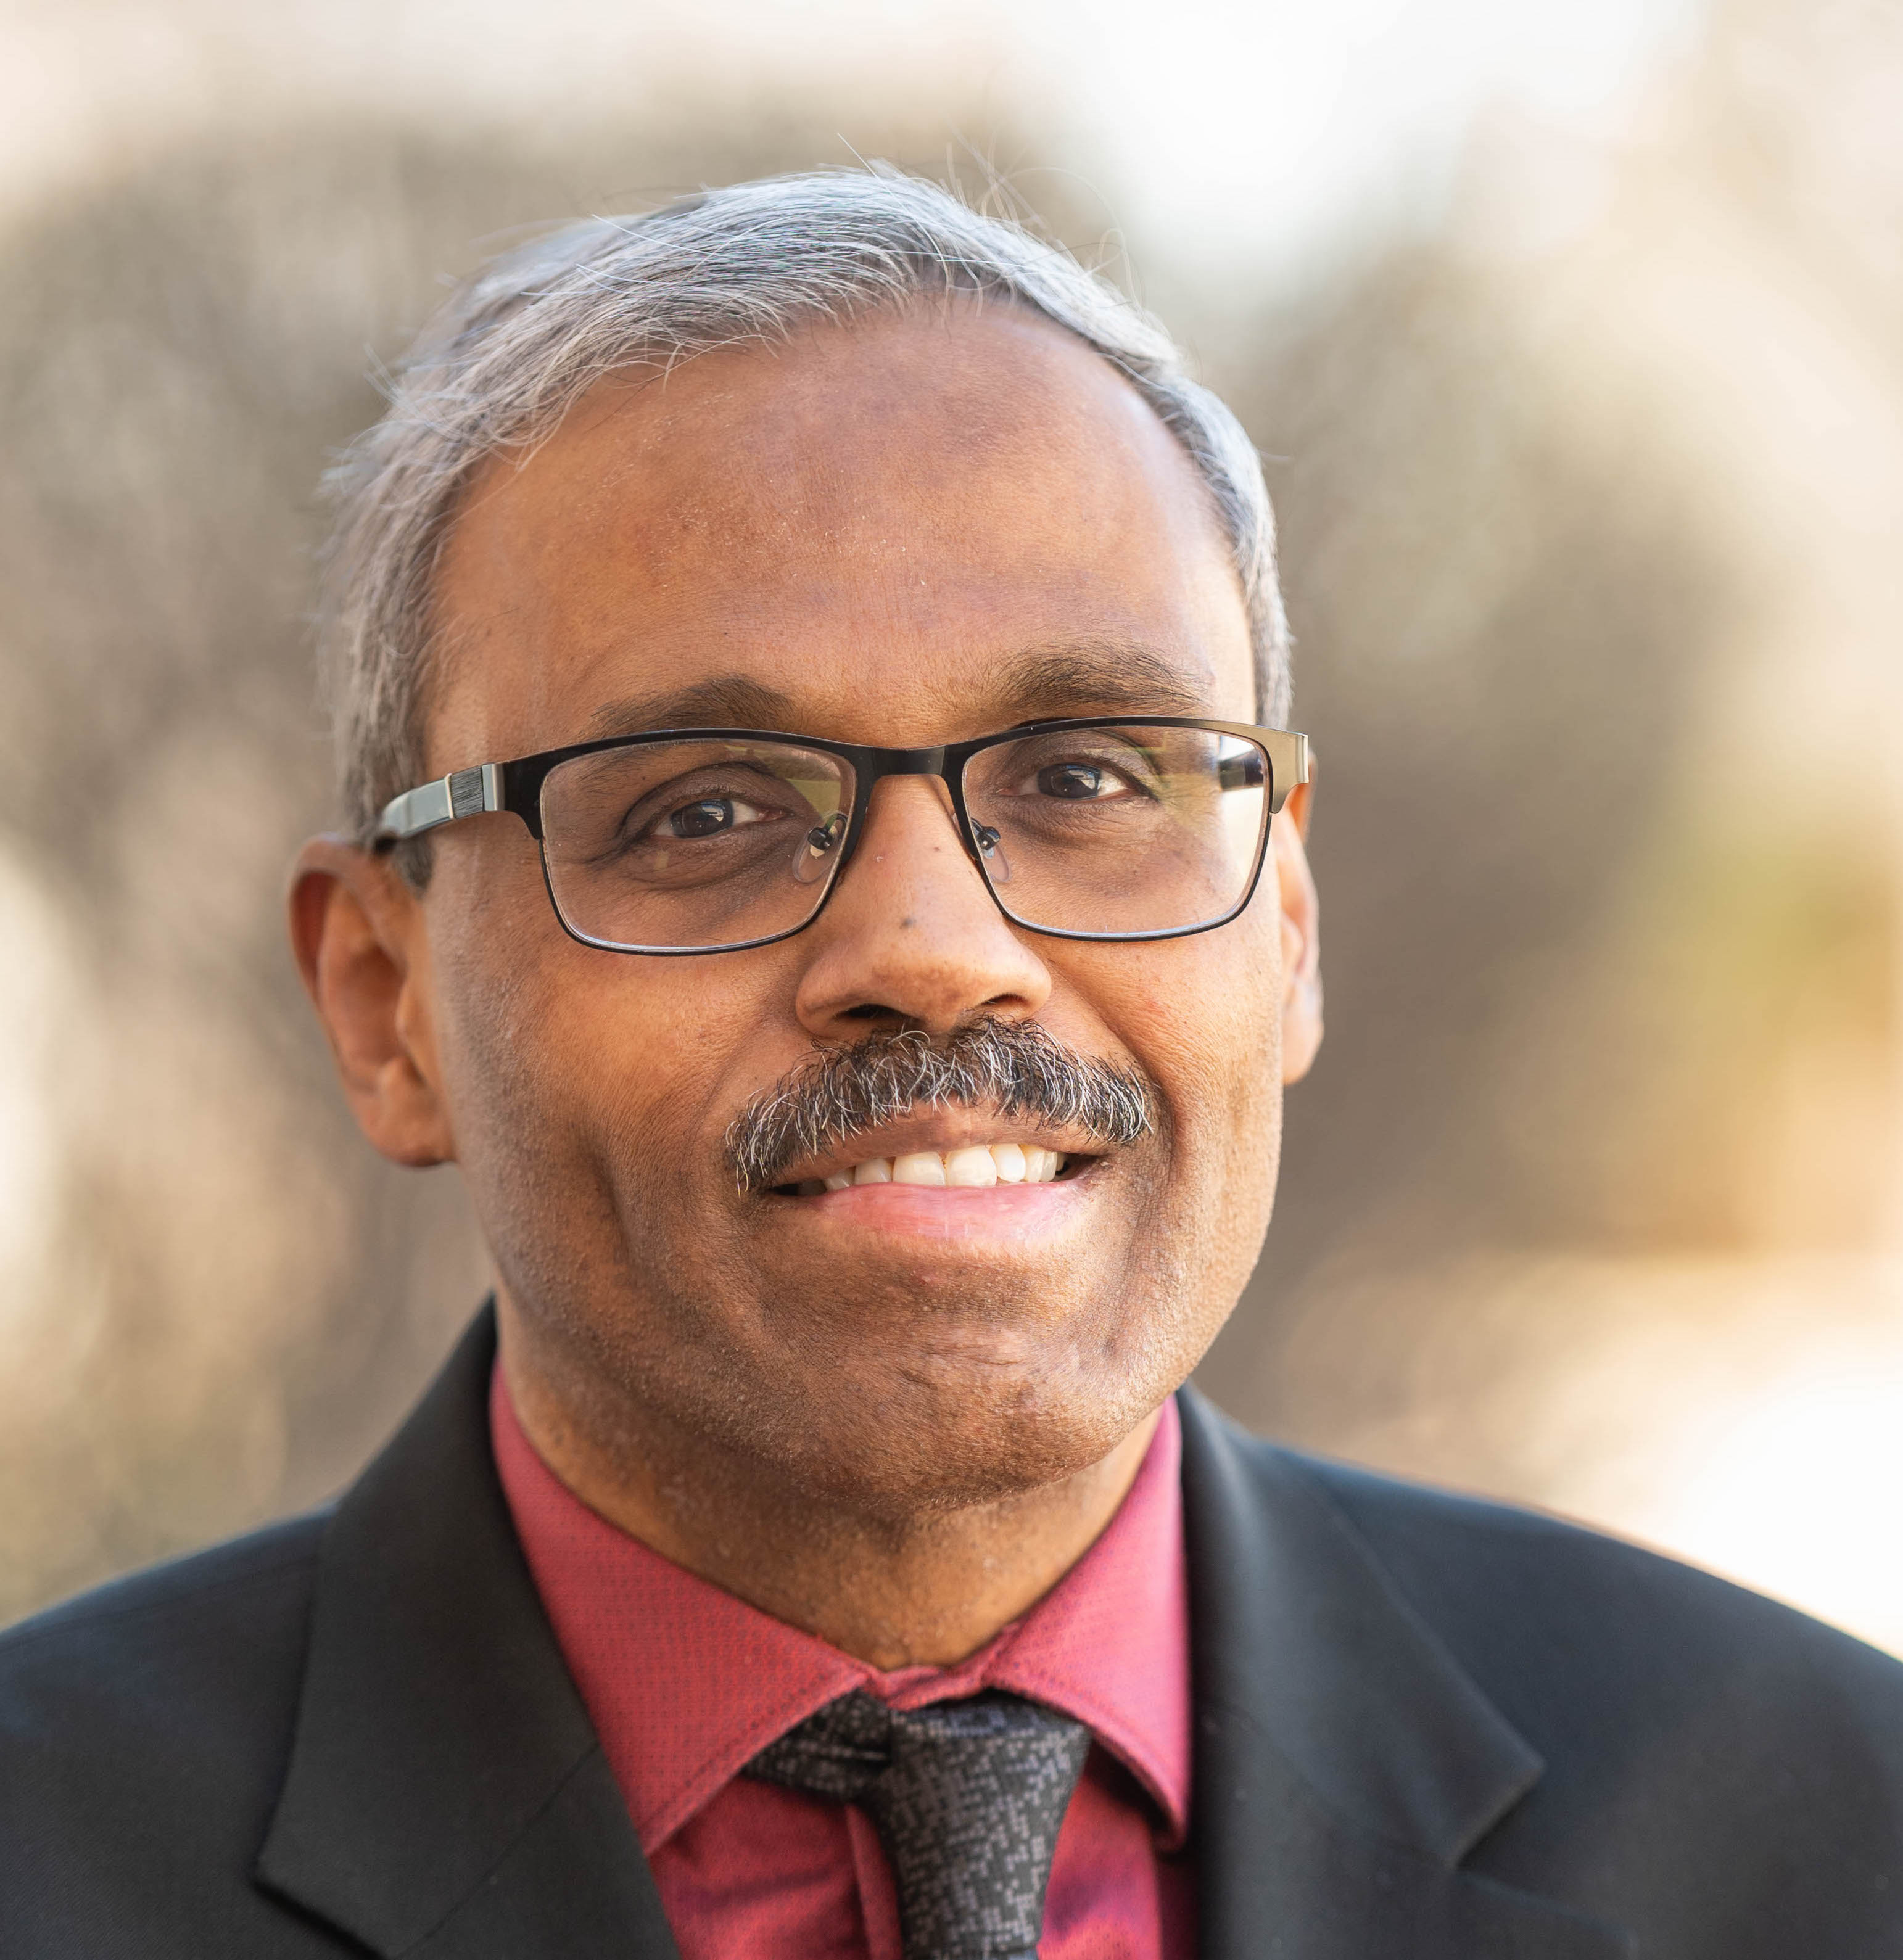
[
  {"xmin": 658, "ymin": 795, "xmax": 772, "ymax": 840},
  {"xmin": 1036, "ymin": 762, "xmax": 1119, "ymax": 800}
]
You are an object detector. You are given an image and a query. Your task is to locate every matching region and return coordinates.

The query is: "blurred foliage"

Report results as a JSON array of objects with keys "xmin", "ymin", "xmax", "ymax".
[
  {"xmin": 1228, "ymin": 245, "xmax": 1729, "ymax": 1272},
  {"xmin": 1210, "ymin": 0, "xmax": 1903, "ymax": 1452}
]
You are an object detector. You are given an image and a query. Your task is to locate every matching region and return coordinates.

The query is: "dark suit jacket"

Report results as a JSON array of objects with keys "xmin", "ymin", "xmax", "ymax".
[{"xmin": 5, "ymin": 1306, "xmax": 1903, "ymax": 1957}]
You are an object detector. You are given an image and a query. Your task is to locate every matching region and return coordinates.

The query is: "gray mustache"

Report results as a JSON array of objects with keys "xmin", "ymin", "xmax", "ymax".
[{"xmin": 725, "ymin": 1019, "xmax": 1158, "ymax": 1193}]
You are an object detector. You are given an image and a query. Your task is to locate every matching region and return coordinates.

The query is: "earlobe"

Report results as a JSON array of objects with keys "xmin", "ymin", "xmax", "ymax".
[{"xmin": 288, "ymin": 838, "xmax": 456, "ymax": 1167}]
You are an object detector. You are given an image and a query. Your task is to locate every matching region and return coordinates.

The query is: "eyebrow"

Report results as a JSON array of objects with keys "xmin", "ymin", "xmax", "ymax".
[
  {"xmin": 988, "ymin": 643, "xmax": 1218, "ymax": 722},
  {"xmin": 576, "ymin": 640, "xmax": 1221, "ymax": 744},
  {"xmin": 584, "ymin": 675, "xmax": 802, "ymax": 738}
]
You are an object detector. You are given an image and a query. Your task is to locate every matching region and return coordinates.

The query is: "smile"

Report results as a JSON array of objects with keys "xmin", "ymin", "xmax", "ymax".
[{"xmin": 780, "ymin": 1142, "xmax": 1071, "ymax": 1196}]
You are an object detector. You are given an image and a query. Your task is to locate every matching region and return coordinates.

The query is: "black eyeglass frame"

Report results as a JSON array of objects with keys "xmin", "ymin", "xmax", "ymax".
[{"xmin": 374, "ymin": 716, "xmax": 1310, "ymax": 955}]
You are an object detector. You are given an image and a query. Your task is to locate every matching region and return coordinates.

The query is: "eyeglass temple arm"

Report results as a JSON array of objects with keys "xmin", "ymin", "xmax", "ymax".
[{"xmin": 376, "ymin": 764, "xmax": 503, "ymax": 842}]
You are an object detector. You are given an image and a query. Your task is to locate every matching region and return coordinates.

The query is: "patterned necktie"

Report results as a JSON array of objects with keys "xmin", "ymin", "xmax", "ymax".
[{"xmin": 744, "ymin": 1688, "xmax": 1091, "ymax": 1960}]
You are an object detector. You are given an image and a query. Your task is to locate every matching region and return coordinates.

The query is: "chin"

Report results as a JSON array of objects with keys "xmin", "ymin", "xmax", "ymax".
[{"xmin": 733, "ymin": 1332, "xmax": 1178, "ymax": 1520}]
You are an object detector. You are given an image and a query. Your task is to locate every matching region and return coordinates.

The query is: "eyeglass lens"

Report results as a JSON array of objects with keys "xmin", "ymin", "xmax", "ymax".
[
  {"xmin": 963, "ymin": 724, "xmax": 1268, "ymax": 938},
  {"xmin": 536, "ymin": 725, "xmax": 1270, "ymax": 952}
]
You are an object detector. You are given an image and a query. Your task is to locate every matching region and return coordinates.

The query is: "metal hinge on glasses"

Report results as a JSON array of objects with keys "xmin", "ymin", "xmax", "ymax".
[{"xmin": 378, "ymin": 764, "xmax": 502, "ymax": 839}]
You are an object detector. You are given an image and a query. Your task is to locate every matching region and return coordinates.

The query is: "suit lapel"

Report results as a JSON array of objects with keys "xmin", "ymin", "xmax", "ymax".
[
  {"xmin": 255, "ymin": 1307, "xmax": 678, "ymax": 1959},
  {"xmin": 1178, "ymin": 1388, "xmax": 1633, "ymax": 1959}
]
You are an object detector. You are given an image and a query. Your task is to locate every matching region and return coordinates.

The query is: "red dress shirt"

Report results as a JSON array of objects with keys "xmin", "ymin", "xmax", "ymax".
[{"xmin": 492, "ymin": 1369, "xmax": 1195, "ymax": 1959}]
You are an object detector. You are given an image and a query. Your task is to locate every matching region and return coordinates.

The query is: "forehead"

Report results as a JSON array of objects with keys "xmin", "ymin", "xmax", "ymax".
[{"xmin": 428, "ymin": 302, "xmax": 1255, "ymax": 765}]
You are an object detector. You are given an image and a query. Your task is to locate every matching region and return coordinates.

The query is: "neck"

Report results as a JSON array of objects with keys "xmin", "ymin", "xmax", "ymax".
[{"xmin": 498, "ymin": 1322, "xmax": 1160, "ymax": 1671}]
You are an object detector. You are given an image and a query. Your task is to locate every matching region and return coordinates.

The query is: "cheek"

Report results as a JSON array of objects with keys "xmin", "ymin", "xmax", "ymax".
[
  {"xmin": 428, "ymin": 850, "xmax": 804, "ymax": 1221},
  {"xmin": 1109, "ymin": 905, "xmax": 1284, "ymax": 1130},
  {"xmin": 1085, "ymin": 917, "xmax": 1286, "ymax": 1351},
  {"xmin": 432, "ymin": 946, "xmax": 771, "ymax": 1332},
  {"xmin": 460, "ymin": 965, "xmax": 740, "ymax": 1168},
  {"xmin": 418, "ymin": 847, "xmax": 668, "ymax": 1177},
  {"xmin": 1050, "ymin": 902, "xmax": 1284, "ymax": 1265}
]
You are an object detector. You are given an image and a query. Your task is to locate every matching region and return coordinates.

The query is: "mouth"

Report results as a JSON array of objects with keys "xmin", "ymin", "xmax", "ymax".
[
  {"xmin": 754, "ymin": 1101, "xmax": 1121, "ymax": 1216},
  {"xmin": 749, "ymin": 1107, "xmax": 1123, "ymax": 1246},
  {"xmin": 770, "ymin": 1139, "xmax": 1084, "ymax": 1197}
]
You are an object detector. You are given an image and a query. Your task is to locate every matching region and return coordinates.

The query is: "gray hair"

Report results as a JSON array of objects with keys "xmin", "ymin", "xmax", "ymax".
[{"xmin": 321, "ymin": 166, "xmax": 1290, "ymax": 843}]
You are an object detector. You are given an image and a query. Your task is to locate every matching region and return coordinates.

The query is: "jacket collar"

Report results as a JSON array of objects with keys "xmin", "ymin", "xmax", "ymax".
[
  {"xmin": 1178, "ymin": 1385, "xmax": 1633, "ymax": 1958},
  {"xmin": 257, "ymin": 1307, "xmax": 1628, "ymax": 1958},
  {"xmin": 255, "ymin": 1307, "xmax": 680, "ymax": 1958}
]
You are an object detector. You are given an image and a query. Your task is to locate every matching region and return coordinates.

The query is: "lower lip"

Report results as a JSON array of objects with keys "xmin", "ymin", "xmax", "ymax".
[{"xmin": 768, "ymin": 1169, "xmax": 1096, "ymax": 1241}]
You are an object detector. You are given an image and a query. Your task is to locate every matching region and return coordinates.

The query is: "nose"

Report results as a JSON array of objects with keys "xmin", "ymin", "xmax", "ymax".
[{"xmin": 793, "ymin": 775, "xmax": 1052, "ymax": 1041}]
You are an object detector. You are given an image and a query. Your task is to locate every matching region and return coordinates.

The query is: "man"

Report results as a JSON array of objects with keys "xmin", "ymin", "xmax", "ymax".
[{"xmin": 4, "ymin": 168, "xmax": 1901, "ymax": 1959}]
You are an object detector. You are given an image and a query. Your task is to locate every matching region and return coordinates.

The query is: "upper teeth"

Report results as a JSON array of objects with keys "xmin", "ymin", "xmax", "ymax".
[{"xmin": 820, "ymin": 1143, "xmax": 1067, "ymax": 1191}]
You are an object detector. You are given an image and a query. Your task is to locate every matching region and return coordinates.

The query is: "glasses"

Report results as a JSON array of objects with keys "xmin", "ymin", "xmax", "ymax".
[{"xmin": 375, "ymin": 717, "xmax": 1308, "ymax": 956}]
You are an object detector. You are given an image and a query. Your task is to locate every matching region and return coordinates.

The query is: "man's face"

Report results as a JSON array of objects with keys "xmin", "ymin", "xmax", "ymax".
[{"xmin": 405, "ymin": 302, "xmax": 1317, "ymax": 1515}]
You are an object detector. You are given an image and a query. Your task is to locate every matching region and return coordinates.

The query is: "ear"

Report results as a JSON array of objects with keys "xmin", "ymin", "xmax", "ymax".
[
  {"xmin": 288, "ymin": 838, "xmax": 456, "ymax": 1167},
  {"xmin": 1272, "ymin": 772, "xmax": 1323, "ymax": 1084}
]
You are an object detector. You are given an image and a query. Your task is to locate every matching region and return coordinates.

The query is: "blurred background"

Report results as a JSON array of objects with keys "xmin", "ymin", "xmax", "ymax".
[{"xmin": 2, "ymin": 0, "xmax": 1899, "ymax": 1647}]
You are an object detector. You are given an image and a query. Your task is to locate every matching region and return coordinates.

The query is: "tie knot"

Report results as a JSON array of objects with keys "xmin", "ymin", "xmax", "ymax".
[{"xmin": 746, "ymin": 1689, "xmax": 1091, "ymax": 1960}]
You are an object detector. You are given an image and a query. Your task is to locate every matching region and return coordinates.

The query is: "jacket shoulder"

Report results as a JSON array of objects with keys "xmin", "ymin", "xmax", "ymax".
[
  {"xmin": 1186, "ymin": 1402, "xmax": 1903, "ymax": 1948},
  {"xmin": 1, "ymin": 1510, "xmax": 324, "ymax": 1706},
  {"xmin": 0, "ymin": 1515, "xmax": 336, "ymax": 1956},
  {"xmin": 1286, "ymin": 1439, "xmax": 1903, "ymax": 1703},
  {"xmin": 1240, "ymin": 1422, "xmax": 1903, "ymax": 1876}
]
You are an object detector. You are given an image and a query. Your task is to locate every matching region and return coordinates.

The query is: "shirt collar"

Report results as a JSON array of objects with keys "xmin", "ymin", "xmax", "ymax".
[{"xmin": 491, "ymin": 1366, "xmax": 1191, "ymax": 1853}]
